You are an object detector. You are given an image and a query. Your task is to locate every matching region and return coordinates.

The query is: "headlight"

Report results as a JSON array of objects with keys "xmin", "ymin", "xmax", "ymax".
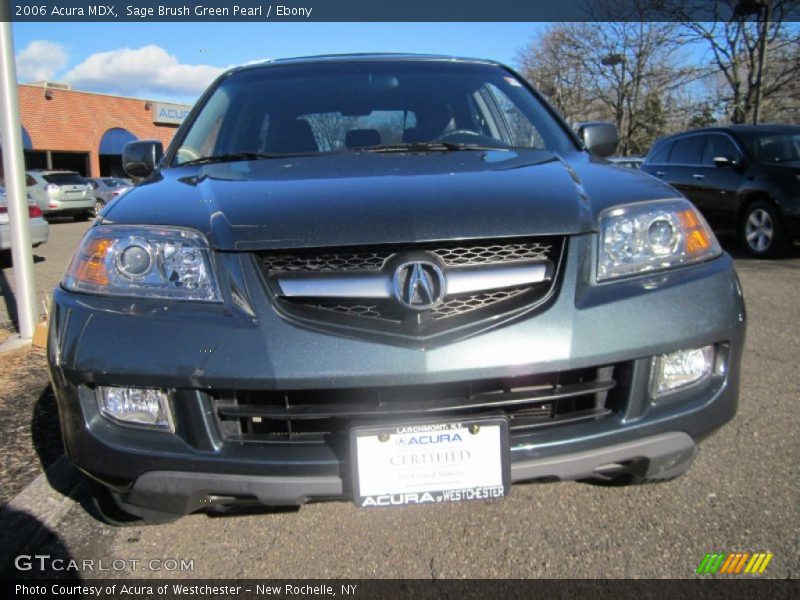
[
  {"xmin": 597, "ymin": 199, "xmax": 722, "ymax": 281},
  {"xmin": 97, "ymin": 386, "xmax": 175, "ymax": 431},
  {"xmin": 63, "ymin": 225, "xmax": 221, "ymax": 301}
]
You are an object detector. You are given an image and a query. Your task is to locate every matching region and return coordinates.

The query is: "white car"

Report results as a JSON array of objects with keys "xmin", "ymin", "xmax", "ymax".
[
  {"xmin": 25, "ymin": 170, "xmax": 96, "ymax": 220},
  {"xmin": 0, "ymin": 185, "xmax": 50, "ymax": 251}
]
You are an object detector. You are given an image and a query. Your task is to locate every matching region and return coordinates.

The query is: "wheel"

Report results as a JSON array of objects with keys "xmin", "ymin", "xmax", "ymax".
[
  {"xmin": 739, "ymin": 201, "xmax": 789, "ymax": 258},
  {"xmin": 87, "ymin": 481, "xmax": 179, "ymax": 527},
  {"xmin": 93, "ymin": 199, "xmax": 105, "ymax": 217}
]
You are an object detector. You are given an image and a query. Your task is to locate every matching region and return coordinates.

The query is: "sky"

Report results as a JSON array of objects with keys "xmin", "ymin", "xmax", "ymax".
[{"xmin": 10, "ymin": 22, "xmax": 549, "ymax": 104}]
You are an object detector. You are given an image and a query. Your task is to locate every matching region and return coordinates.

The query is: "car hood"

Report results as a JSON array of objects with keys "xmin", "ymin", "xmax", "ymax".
[{"xmin": 103, "ymin": 150, "xmax": 677, "ymax": 251}]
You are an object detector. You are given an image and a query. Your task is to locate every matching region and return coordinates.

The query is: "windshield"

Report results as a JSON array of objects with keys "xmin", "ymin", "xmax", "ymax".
[
  {"xmin": 743, "ymin": 131, "xmax": 800, "ymax": 164},
  {"xmin": 172, "ymin": 60, "xmax": 575, "ymax": 165}
]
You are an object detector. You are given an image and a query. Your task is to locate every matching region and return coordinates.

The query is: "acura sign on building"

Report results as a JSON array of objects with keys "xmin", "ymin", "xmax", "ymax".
[{"xmin": 152, "ymin": 102, "xmax": 191, "ymax": 126}]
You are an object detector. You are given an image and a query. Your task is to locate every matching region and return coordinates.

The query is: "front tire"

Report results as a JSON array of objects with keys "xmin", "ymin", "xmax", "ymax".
[{"xmin": 740, "ymin": 201, "xmax": 788, "ymax": 258}]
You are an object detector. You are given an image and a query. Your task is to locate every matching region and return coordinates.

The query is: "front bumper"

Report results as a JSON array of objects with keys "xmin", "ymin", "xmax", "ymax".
[
  {"xmin": 48, "ymin": 234, "xmax": 746, "ymax": 514},
  {"xmin": 117, "ymin": 432, "xmax": 695, "ymax": 516}
]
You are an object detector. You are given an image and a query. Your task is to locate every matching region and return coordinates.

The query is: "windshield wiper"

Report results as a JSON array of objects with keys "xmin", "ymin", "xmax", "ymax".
[
  {"xmin": 178, "ymin": 151, "xmax": 308, "ymax": 166},
  {"xmin": 357, "ymin": 141, "xmax": 504, "ymax": 153}
]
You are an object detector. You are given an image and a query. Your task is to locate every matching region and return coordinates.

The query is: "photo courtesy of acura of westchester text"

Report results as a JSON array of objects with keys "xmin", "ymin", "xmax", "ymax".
[{"xmin": 1, "ymin": 0, "xmax": 798, "ymax": 589}]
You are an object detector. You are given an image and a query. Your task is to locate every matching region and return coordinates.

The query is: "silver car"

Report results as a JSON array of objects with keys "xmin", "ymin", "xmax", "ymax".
[
  {"xmin": 87, "ymin": 177, "xmax": 133, "ymax": 215},
  {"xmin": 0, "ymin": 185, "xmax": 49, "ymax": 251},
  {"xmin": 26, "ymin": 170, "xmax": 96, "ymax": 220}
]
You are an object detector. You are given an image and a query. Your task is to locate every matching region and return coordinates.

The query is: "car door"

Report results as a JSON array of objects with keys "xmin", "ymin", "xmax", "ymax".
[
  {"xmin": 642, "ymin": 139, "xmax": 675, "ymax": 182},
  {"xmin": 694, "ymin": 133, "xmax": 745, "ymax": 231},
  {"xmin": 663, "ymin": 134, "xmax": 707, "ymax": 211}
]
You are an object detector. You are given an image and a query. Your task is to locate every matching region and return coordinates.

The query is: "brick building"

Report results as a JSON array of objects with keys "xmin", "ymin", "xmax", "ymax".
[{"xmin": 1, "ymin": 82, "xmax": 192, "ymax": 178}]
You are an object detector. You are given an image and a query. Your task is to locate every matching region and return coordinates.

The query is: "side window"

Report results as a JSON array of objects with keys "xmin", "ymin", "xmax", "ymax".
[
  {"xmin": 473, "ymin": 84, "xmax": 545, "ymax": 148},
  {"xmin": 669, "ymin": 136, "xmax": 704, "ymax": 165},
  {"xmin": 26, "ymin": 175, "xmax": 37, "ymax": 186},
  {"xmin": 648, "ymin": 141, "xmax": 673, "ymax": 164},
  {"xmin": 702, "ymin": 135, "xmax": 740, "ymax": 165},
  {"xmin": 175, "ymin": 87, "xmax": 230, "ymax": 163}
]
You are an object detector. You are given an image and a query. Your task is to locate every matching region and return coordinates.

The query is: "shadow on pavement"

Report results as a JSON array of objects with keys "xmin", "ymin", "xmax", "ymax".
[
  {"xmin": 29, "ymin": 386, "xmax": 98, "ymax": 524},
  {"xmin": 32, "ymin": 385, "xmax": 66, "ymax": 474},
  {"xmin": 0, "ymin": 507, "xmax": 81, "ymax": 580}
]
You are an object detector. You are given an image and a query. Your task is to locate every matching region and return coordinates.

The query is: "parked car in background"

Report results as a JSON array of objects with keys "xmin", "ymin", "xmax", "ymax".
[
  {"xmin": 608, "ymin": 156, "xmax": 643, "ymax": 170},
  {"xmin": 25, "ymin": 170, "xmax": 96, "ymax": 221},
  {"xmin": 87, "ymin": 177, "xmax": 133, "ymax": 215},
  {"xmin": 0, "ymin": 185, "xmax": 49, "ymax": 251},
  {"xmin": 642, "ymin": 125, "xmax": 800, "ymax": 257}
]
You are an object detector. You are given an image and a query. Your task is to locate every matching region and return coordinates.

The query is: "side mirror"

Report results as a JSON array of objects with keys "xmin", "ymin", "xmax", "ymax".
[
  {"xmin": 575, "ymin": 122, "xmax": 619, "ymax": 158},
  {"xmin": 123, "ymin": 140, "xmax": 163, "ymax": 179},
  {"xmin": 712, "ymin": 156, "xmax": 738, "ymax": 168}
]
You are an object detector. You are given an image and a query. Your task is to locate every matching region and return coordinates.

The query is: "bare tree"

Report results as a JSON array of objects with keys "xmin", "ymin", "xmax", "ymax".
[
  {"xmin": 670, "ymin": 0, "xmax": 800, "ymax": 123},
  {"xmin": 516, "ymin": 19, "xmax": 692, "ymax": 155},
  {"xmin": 305, "ymin": 113, "xmax": 359, "ymax": 151},
  {"xmin": 516, "ymin": 24, "xmax": 601, "ymax": 126}
]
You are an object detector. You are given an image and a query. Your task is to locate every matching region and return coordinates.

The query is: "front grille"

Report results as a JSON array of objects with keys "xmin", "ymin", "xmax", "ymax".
[
  {"xmin": 294, "ymin": 285, "xmax": 530, "ymax": 323},
  {"xmin": 259, "ymin": 236, "xmax": 564, "ymax": 340},
  {"xmin": 260, "ymin": 239, "xmax": 554, "ymax": 273},
  {"xmin": 429, "ymin": 285, "xmax": 529, "ymax": 319},
  {"xmin": 212, "ymin": 364, "xmax": 626, "ymax": 444}
]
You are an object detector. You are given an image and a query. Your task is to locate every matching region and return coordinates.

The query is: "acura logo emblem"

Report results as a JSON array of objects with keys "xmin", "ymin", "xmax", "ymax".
[{"xmin": 393, "ymin": 261, "xmax": 446, "ymax": 310}]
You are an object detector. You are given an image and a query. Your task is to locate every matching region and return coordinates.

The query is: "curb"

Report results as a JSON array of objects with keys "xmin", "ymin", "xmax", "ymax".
[
  {"xmin": 0, "ymin": 333, "xmax": 32, "ymax": 354},
  {"xmin": 0, "ymin": 455, "xmax": 84, "ymax": 570}
]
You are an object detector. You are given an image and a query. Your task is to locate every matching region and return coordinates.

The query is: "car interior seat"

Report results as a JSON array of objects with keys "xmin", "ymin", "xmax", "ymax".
[
  {"xmin": 264, "ymin": 119, "xmax": 319, "ymax": 153},
  {"xmin": 345, "ymin": 129, "xmax": 381, "ymax": 149}
]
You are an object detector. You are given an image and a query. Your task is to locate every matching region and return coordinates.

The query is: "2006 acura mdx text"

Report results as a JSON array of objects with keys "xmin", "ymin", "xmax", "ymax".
[{"xmin": 48, "ymin": 55, "xmax": 746, "ymax": 522}]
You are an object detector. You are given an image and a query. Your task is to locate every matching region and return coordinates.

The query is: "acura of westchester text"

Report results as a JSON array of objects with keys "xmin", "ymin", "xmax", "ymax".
[{"xmin": 15, "ymin": 583, "xmax": 357, "ymax": 596}]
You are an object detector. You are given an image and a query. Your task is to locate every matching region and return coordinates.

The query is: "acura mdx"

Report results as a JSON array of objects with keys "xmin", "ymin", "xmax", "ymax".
[{"xmin": 48, "ymin": 55, "xmax": 746, "ymax": 522}]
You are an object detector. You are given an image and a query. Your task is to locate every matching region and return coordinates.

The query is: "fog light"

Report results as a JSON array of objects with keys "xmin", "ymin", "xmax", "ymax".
[
  {"xmin": 97, "ymin": 386, "xmax": 174, "ymax": 431},
  {"xmin": 652, "ymin": 345, "xmax": 715, "ymax": 397}
]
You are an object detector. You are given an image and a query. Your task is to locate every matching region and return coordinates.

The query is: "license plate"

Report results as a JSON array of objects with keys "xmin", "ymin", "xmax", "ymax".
[{"xmin": 351, "ymin": 417, "xmax": 510, "ymax": 508}]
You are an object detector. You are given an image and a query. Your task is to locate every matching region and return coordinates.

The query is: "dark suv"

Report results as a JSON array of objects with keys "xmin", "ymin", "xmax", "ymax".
[
  {"xmin": 642, "ymin": 125, "xmax": 800, "ymax": 257},
  {"xmin": 48, "ymin": 55, "xmax": 745, "ymax": 522}
]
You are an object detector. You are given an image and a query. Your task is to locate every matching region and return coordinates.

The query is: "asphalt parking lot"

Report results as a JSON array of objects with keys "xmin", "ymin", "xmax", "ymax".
[{"xmin": 1, "ymin": 220, "xmax": 798, "ymax": 579}]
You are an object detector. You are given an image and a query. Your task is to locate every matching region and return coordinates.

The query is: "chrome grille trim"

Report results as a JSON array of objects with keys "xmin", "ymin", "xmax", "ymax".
[
  {"xmin": 444, "ymin": 262, "xmax": 551, "ymax": 295},
  {"xmin": 275, "ymin": 260, "xmax": 552, "ymax": 299},
  {"xmin": 278, "ymin": 272, "xmax": 390, "ymax": 299}
]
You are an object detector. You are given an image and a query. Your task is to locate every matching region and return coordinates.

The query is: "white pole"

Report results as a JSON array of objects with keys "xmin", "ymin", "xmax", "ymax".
[{"xmin": 0, "ymin": 21, "xmax": 38, "ymax": 340}]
